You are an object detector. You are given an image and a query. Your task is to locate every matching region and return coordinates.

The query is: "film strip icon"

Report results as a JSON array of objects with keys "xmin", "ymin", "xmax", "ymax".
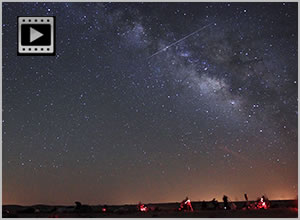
[{"xmin": 18, "ymin": 16, "xmax": 55, "ymax": 55}]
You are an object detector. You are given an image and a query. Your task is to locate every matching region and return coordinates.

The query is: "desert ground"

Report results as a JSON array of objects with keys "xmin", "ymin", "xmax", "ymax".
[{"xmin": 3, "ymin": 200, "xmax": 298, "ymax": 218}]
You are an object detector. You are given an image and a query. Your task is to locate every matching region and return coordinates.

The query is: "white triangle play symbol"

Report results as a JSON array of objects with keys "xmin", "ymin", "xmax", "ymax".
[{"xmin": 30, "ymin": 27, "xmax": 44, "ymax": 43}]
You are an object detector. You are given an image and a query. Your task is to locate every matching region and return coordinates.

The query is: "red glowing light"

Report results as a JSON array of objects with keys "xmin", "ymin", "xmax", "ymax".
[
  {"xmin": 140, "ymin": 207, "xmax": 147, "ymax": 212},
  {"xmin": 179, "ymin": 197, "xmax": 194, "ymax": 212},
  {"xmin": 138, "ymin": 202, "xmax": 148, "ymax": 212},
  {"xmin": 256, "ymin": 197, "xmax": 269, "ymax": 209},
  {"xmin": 290, "ymin": 207, "xmax": 298, "ymax": 212}
]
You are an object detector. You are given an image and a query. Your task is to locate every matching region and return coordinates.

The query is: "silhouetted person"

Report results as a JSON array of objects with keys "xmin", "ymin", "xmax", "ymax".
[
  {"xmin": 244, "ymin": 193, "xmax": 249, "ymax": 209},
  {"xmin": 223, "ymin": 195, "xmax": 230, "ymax": 210},
  {"xmin": 179, "ymin": 197, "xmax": 193, "ymax": 212},
  {"xmin": 75, "ymin": 201, "xmax": 82, "ymax": 210},
  {"xmin": 202, "ymin": 200, "xmax": 207, "ymax": 210},
  {"xmin": 212, "ymin": 198, "xmax": 219, "ymax": 210}
]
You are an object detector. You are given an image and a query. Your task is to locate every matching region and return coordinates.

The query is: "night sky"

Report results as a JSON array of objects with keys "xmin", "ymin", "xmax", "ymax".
[{"xmin": 2, "ymin": 2, "xmax": 298, "ymax": 205}]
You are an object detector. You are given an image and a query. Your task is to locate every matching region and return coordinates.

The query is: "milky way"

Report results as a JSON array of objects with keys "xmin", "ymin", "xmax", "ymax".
[{"xmin": 2, "ymin": 2, "xmax": 298, "ymax": 205}]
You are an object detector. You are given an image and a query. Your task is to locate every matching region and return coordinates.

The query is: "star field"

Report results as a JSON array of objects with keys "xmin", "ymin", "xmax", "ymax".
[{"xmin": 2, "ymin": 2, "xmax": 298, "ymax": 205}]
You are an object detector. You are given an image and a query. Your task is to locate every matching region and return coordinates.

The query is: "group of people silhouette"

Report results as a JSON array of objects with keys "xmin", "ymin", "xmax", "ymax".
[
  {"xmin": 137, "ymin": 194, "xmax": 270, "ymax": 212},
  {"xmin": 177, "ymin": 194, "xmax": 269, "ymax": 212}
]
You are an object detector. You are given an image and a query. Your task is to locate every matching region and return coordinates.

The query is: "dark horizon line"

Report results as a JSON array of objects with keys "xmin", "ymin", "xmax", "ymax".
[{"xmin": 3, "ymin": 198, "xmax": 298, "ymax": 207}]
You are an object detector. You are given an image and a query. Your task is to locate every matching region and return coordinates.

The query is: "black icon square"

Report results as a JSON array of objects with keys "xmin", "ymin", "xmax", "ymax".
[{"xmin": 18, "ymin": 16, "xmax": 55, "ymax": 56}]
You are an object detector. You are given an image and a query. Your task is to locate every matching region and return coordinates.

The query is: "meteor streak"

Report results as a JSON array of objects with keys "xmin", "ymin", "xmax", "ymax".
[{"xmin": 147, "ymin": 22, "xmax": 215, "ymax": 59}]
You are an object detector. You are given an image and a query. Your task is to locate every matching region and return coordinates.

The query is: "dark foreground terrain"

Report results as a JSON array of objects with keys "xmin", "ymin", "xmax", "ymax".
[{"xmin": 3, "ymin": 200, "xmax": 298, "ymax": 218}]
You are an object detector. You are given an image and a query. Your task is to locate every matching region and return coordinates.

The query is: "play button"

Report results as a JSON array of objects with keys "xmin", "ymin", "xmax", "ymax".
[
  {"xmin": 20, "ymin": 24, "xmax": 51, "ymax": 46},
  {"xmin": 18, "ymin": 16, "xmax": 55, "ymax": 55},
  {"xmin": 30, "ymin": 27, "xmax": 44, "ymax": 43}
]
